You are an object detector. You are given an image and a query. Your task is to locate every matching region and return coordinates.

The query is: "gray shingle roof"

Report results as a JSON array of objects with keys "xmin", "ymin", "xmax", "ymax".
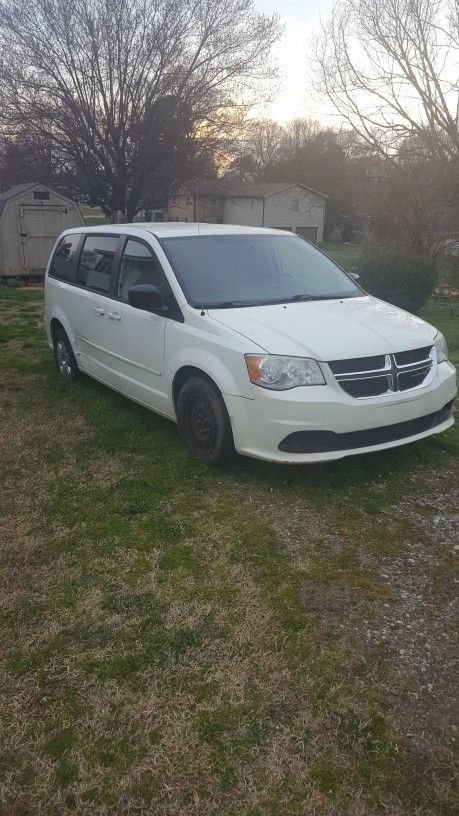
[
  {"xmin": 222, "ymin": 181, "xmax": 328, "ymax": 199},
  {"xmin": 177, "ymin": 179, "xmax": 328, "ymax": 200}
]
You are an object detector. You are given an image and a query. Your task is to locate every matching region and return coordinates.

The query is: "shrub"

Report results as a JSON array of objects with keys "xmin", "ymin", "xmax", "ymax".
[{"xmin": 358, "ymin": 250, "xmax": 438, "ymax": 313}]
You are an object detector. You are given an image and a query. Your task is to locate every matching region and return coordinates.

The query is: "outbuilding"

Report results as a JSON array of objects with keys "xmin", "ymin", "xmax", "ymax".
[{"xmin": 0, "ymin": 183, "xmax": 84, "ymax": 278}]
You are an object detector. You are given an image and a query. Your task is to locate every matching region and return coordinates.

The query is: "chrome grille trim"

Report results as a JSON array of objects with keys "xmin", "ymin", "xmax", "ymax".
[{"xmin": 329, "ymin": 347, "xmax": 436, "ymax": 399}]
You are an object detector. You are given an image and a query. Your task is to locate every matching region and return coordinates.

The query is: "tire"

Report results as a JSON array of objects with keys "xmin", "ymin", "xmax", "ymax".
[
  {"xmin": 53, "ymin": 327, "xmax": 79, "ymax": 383},
  {"xmin": 176, "ymin": 375, "xmax": 235, "ymax": 465}
]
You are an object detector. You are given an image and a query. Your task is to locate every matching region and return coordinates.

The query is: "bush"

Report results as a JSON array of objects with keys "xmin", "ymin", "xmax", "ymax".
[{"xmin": 358, "ymin": 250, "xmax": 438, "ymax": 313}]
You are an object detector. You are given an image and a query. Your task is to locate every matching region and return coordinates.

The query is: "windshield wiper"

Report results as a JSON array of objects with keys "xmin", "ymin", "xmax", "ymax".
[
  {"xmin": 278, "ymin": 293, "xmax": 358, "ymax": 303},
  {"xmin": 278, "ymin": 293, "xmax": 315, "ymax": 303},
  {"xmin": 204, "ymin": 299, "xmax": 264, "ymax": 309}
]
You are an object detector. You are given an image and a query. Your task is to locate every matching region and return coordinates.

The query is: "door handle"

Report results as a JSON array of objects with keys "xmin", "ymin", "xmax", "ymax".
[
  {"xmin": 92, "ymin": 306, "xmax": 105, "ymax": 316},
  {"xmin": 107, "ymin": 311, "xmax": 121, "ymax": 321}
]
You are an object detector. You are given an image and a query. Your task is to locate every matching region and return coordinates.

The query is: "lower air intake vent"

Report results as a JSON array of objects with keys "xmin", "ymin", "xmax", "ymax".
[{"xmin": 278, "ymin": 400, "xmax": 454, "ymax": 454}]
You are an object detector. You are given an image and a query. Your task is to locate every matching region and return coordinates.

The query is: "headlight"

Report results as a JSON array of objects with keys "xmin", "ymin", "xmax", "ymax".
[
  {"xmin": 245, "ymin": 354, "xmax": 325, "ymax": 390},
  {"xmin": 434, "ymin": 331, "xmax": 448, "ymax": 363}
]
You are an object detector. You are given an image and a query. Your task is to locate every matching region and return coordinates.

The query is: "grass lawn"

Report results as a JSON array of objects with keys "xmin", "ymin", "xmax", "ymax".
[
  {"xmin": 319, "ymin": 241, "xmax": 361, "ymax": 272},
  {"xmin": 0, "ymin": 287, "xmax": 457, "ymax": 815}
]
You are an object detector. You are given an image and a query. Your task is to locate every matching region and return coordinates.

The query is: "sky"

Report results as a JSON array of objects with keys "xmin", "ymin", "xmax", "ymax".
[{"xmin": 254, "ymin": 0, "xmax": 332, "ymax": 123}]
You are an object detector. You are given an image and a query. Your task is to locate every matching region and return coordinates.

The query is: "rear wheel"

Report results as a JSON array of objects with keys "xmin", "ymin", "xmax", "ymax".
[
  {"xmin": 53, "ymin": 327, "xmax": 79, "ymax": 383},
  {"xmin": 176, "ymin": 376, "xmax": 235, "ymax": 465}
]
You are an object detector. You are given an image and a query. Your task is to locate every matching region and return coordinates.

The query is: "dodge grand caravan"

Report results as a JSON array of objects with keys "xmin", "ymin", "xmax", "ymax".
[{"xmin": 44, "ymin": 224, "xmax": 456, "ymax": 464}]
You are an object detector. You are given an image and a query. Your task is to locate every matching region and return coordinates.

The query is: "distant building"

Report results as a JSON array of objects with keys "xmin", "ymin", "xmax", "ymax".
[
  {"xmin": 0, "ymin": 183, "xmax": 84, "ymax": 278},
  {"xmin": 166, "ymin": 180, "xmax": 327, "ymax": 243}
]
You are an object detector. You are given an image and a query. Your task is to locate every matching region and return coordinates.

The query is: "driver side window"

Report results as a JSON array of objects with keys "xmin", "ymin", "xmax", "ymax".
[{"xmin": 118, "ymin": 239, "xmax": 169, "ymax": 303}]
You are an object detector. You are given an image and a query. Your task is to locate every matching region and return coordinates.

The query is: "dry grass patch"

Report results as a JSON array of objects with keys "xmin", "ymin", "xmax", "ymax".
[{"xmin": 0, "ymin": 289, "xmax": 458, "ymax": 815}]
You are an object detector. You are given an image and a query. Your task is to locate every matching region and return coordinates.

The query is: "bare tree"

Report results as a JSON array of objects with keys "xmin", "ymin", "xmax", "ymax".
[
  {"xmin": 246, "ymin": 118, "xmax": 286, "ymax": 170},
  {"xmin": 226, "ymin": 117, "xmax": 324, "ymax": 178},
  {"xmin": 313, "ymin": 0, "xmax": 459, "ymax": 161},
  {"xmin": 282, "ymin": 118, "xmax": 322, "ymax": 157},
  {"xmin": 0, "ymin": 0, "xmax": 280, "ymax": 219}
]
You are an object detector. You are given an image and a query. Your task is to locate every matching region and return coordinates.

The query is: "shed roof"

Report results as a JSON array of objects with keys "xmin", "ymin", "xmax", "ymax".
[
  {"xmin": 0, "ymin": 184, "xmax": 39, "ymax": 218},
  {"xmin": 0, "ymin": 183, "xmax": 77, "ymax": 219}
]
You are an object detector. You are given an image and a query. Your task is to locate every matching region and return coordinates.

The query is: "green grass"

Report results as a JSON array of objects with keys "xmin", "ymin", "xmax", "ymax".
[
  {"xmin": 0, "ymin": 285, "xmax": 457, "ymax": 815},
  {"xmin": 319, "ymin": 241, "xmax": 361, "ymax": 272}
]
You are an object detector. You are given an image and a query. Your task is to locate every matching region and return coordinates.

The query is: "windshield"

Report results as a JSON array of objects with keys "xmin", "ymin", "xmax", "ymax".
[{"xmin": 159, "ymin": 233, "xmax": 362, "ymax": 308}]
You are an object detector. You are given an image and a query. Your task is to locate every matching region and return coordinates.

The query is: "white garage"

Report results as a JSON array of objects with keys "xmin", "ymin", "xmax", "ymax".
[
  {"xmin": 0, "ymin": 183, "xmax": 84, "ymax": 278},
  {"xmin": 222, "ymin": 182, "xmax": 327, "ymax": 243}
]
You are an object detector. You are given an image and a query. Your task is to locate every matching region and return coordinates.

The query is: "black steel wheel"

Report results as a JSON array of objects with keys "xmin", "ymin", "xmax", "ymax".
[{"xmin": 176, "ymin": 375, "xmax": 235, "ymax": 465}]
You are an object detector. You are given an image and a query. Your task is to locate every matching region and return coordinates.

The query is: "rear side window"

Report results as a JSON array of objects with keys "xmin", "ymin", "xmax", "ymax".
[
  {"xmin": 77, "ymin": 235, "xmax": 119, "ymax": 293},
  {"xmin": 49, "ymin": 234, "xmax": 80, "ymax": 281}
]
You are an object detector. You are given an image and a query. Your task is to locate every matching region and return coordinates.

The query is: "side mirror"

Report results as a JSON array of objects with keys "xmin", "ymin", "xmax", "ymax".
[
  {"xmin": 128, "ymin": 284, "xmax": 165, "ymax": 313},
  {"xmin": 349, "ymin": 272, "xmax": 360, "ymax": 281}
]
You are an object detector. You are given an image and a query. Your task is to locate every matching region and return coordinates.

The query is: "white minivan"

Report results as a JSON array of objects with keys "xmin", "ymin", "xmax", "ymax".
[{"xmin": 44, "ymin": 224, "xmax": 456, "ymax": 465}]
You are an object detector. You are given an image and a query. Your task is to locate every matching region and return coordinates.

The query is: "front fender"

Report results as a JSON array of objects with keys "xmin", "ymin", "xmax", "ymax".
[{"xmin": 168, "ymin": 345, "xmax": 252, "ymax": 400}]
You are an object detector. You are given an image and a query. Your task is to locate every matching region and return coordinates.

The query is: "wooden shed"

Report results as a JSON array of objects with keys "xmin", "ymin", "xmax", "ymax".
[{"xmin": 0, "ymin": 183, "xmax": 85, "ymax": 278}]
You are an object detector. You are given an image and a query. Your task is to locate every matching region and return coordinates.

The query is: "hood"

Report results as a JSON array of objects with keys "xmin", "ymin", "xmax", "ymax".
[{"xmin": 208, "ymin": 296, "xmax": 437, "ymax": 360}]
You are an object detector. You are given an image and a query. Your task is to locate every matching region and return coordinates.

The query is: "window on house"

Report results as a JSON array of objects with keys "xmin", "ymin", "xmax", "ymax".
[
  {"xmin": 33, "ymin": 190, "xmax": 50, "ymax": 200},
  {"xmin": 292, "ymin": 198, "xmax": 300, "ymax": 212},
  {"xmin": 185, "ymin": 195, "xmax": 191, "ymax": 206}
]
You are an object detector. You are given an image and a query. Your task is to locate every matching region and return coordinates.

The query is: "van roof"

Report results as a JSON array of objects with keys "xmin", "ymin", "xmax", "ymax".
[{"xmin": 62, "ymin": 223, "xmax": 296, "ymax": 239}]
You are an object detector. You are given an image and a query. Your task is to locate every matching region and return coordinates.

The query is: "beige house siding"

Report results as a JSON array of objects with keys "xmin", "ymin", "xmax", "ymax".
[
  {"xmin": 222, "ymin": 185, "xmax": 324, "ymax": 241},
  {"xmin": 167, "ymin": 193, "xmax": 224, "ymax": 223},
  {"xmin": 166, "ymin": 182, "xmax": 326, "ymax": 241},
  {"xmin": 263, "ymin": 186, "xmax": 325, "ymax": 242},
  {"xmin": 222, "ymin": 196, "xmax": 264, "ymax": 227}
]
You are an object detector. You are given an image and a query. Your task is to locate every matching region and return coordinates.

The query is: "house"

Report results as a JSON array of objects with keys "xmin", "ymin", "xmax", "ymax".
[
  {"xmin": 166, "ymin": 180, "xmax": 327, "ymax": 243},
  {"xmin": 167, "ymin": 180, "xmax": 225, "ymax": 225},
  {"xmin": 0, "ymin": 183, "xmax": 84, "ymax": 278}
]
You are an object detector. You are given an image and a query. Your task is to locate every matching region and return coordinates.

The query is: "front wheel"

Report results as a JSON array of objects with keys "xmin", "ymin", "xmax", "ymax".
[
  {"xmin": 176, "ymin": 376, "xmax": 235, "ymax": 465},
  {"xmin": 53, "ymin": 327, "xmax": 79, "ymax": 383}
]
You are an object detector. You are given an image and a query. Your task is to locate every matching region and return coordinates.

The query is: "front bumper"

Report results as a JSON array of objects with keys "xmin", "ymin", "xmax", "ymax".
[{"xmin": 225, "ymin": 360, "xmax": 456, "ymax": 463}]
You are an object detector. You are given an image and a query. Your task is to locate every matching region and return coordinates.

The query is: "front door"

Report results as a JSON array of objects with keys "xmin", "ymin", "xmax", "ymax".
[
  {"xmin": 70, "ymin": 233, "xmax": 122, "ymax": 385},
  {"xmin": 102, "ymin": 237, "xmax": 171, "ymax": 416},
  {"xmin": 20, "ymin": 206, "xmax": 65, "ymax": 273}
]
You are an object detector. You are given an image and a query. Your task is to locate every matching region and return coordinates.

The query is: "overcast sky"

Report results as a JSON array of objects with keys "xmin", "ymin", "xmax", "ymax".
[{"xmin": 255, "ymin": 0, "xmax": 331, "ymax": 123}]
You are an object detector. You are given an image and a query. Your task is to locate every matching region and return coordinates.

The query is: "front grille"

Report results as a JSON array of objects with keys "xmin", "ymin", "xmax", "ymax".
[
  {"xmin": 395, "ymin": 346, "xmax": 432, "ymax": 366},
  {"xmin": 329, "ymin": 355, "xmax": 385, "ymax": 375},
  {"xmin": 343, "ymin": 376, "xmax": 390, "ymax": 398},
  {"xmin": 278, "ymin": 400, "xmax": 454, "ymax": 454},
  {"xmin": 398, "ymin": 366, "xmax": 431, "ymax": 391},
  {"xmin": 329, "ymin": 346, "xmax": 434, "ymax": 398}
]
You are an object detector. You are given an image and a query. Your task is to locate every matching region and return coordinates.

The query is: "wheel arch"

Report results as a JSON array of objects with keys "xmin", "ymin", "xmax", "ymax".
[
  {"xmin": 48, "ymin": 307, "xmax": 77, "ymax": 352},
  {"xmin": 172, "ymin": 365, "xmax": 221, "ymax": 412},
  {"xmin": 50, "ymin": 317, "xmax": 65, "ymax": 337}
]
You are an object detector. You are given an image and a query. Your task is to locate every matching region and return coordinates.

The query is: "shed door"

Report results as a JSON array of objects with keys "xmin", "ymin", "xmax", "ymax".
[
  {"xmin": 19, "ymin": 205, "xmax": 66, "ymax": 274},
  {"xmin": 296, "ymin": 226, "xmax": 318, "ymax": 244}
]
